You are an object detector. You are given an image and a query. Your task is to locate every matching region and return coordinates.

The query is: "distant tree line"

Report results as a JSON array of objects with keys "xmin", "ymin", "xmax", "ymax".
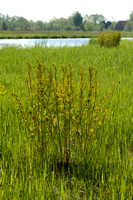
[{"xmin": 0, "ymin": 11, "xmax": 133, "ymax": 31}]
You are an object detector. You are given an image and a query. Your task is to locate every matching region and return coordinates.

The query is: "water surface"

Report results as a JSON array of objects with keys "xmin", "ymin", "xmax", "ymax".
[
  {"xmin": 0, "ymin": 37, "xmax": 133, "ymax": 49},
  {"xmin": 0, "ymin": 38, "xmax": 91, "ymax": 49}
]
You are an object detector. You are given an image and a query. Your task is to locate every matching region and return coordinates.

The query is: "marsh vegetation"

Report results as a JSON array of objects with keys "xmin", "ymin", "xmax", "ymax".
[{"xmin": 0, "ymin": 40, "xmax": 133, "ymax": 199}]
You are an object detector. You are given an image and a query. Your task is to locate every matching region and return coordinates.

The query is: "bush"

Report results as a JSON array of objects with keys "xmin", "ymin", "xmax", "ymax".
[{"xmin": 98, "ymin": 31, "xmax": 121, "ymax": 48}]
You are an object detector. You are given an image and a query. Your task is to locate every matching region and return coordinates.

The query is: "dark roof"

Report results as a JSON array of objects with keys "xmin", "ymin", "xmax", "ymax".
[{"xmin": 115, "ymin": 21, "xmax": 127, "ymax": 30}]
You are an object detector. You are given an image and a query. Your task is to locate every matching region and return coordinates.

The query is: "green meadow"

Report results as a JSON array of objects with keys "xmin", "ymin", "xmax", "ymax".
[
  {"xmin": 0, "ymin": 40, "xmax": 133, "ymax": 199},
  {"xmin": 0, "ymin": 30, "xmax": 133, "ymax": 39}
]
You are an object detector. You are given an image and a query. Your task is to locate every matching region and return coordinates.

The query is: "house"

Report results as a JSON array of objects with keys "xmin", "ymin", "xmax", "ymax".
[{"xmin": 115, "ymin": 21, "xmax": 127, "ymax": 31}]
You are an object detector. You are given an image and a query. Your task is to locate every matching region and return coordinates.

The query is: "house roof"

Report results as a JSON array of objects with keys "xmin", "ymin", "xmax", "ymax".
[{"xmin": 115, "ymin": 21, "xmax": 127, "ymax": 30}]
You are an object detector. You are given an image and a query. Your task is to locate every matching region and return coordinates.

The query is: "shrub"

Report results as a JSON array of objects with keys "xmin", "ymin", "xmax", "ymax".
[{"xmin": 98, "ymin": 31, "xmax": 121, "ymax": 48}]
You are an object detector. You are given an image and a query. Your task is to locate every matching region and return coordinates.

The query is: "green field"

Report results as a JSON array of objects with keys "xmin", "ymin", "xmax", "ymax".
[
  {"xmin": 0, "ymin": 40, "xmax": 133, "ymax": 199},
  {"xmin": 0, "ymin": 30, "xmax": 133, "ymax": 39}
]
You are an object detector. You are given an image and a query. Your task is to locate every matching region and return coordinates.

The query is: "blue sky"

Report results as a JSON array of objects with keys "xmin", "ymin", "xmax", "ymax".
[{"xmin": 0, "ymin": 0, "xmax": 132, "ymax": 22}]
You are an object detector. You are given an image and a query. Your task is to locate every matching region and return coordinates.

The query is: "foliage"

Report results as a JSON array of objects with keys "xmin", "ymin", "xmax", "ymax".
[
  {"xmin": 84, "ymin": 21, "xmax": 93, "ymax": 31},
  {"xmin": 87, "ymin": 14, "xmax": 105, "ymax": 28},
  {"xmin": 124, "ymin": 20, "xmax": 133, "ymax": 31},
  {"xmin": 83, "ymin": 15, "xmax": 114, "ymax": 31},
  {"xmin": 98, "ymin": 31, "xmax": 121, "ymax": 48},
  {"xmin": 72, "ymin": 11, "xmax": 83, "ymax": 28},
  {"xmin": 2, "ymin": 22, "xmax": 8, "ymax": 31},
  {"xmin": 130, "ymin": 10, "xmax": 133, "ymax": 21}
]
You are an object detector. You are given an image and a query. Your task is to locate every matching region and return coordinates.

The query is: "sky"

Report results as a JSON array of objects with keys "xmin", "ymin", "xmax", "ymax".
[{"xmin": 0, "ymin": 0, "xmax": 133, "ymax": 22}]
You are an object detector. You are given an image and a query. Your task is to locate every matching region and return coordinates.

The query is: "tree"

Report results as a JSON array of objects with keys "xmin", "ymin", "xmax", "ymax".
[
  {"xmin": 124, "ymin": 20, "xmax": 133, "ymax": 31},
  {"xmin": 2, "ymin": 22, "xmax": 8, "ymax": 30},
  {"xmin": 83, "ymin": 14, "xmax": 90, "ymax": 22},
  {"xmin": 108, "ymin": 22, "xmax": 117, "ymax": 30},
  {"xmin": 16, "ymin": 17, "xmax": 30, "ymax": 30},
  {"xmin": 130, "ymin": 11, "xmax": 133, "ymax": 21},
  {"xmin": 29, "ymin": 20, "xmax": 36, "ymax": 31},
  {"xmin": 84, "ymin": 21, "xmax": 93, "ymax": 31},
  {"xmin": 97, "ymin": 21, "xmax": 105, "ymax": 31},
  {"xmin": 88, "ymin": 14, "xmax": 105, "ymax": 27},
  {"xmin": 68, "ymin": 16, "xmax": 74, "ymax": 28},
  {"xmin": 84, "ymin": 14, "xmax": 105, "ymax": 30},
  {"xmin": 72, "ymin": 11, "xmax": 83, "ymax": 28},
  {"xmin": 104, "ymin": 21, "xmax": 112, "ymax": 29},
  {"xmin": 36, "ymin": 20, "xmax": 45, "ymax": 30},
  {"xmin": 8, "ymin": 16, "xmax": 17, "ymax": 30},
  {"xmin": 49, "ymin": 17, "xmax": 68, "ymax": 30}
]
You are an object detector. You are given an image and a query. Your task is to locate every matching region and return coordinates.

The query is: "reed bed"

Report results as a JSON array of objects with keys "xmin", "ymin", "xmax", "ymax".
[{"xmin": 0, "ymin": 40, "xmax": 133, "ymax": 199}]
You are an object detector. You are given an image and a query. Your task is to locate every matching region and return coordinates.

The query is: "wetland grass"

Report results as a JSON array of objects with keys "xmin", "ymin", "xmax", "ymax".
[
  {"xmin": 0, "ymin": 30, "xmax": 133, "ymax": 39},
  {"xmin": 0, "ymin": 40, "xmax": 133, "ymax": 199}
]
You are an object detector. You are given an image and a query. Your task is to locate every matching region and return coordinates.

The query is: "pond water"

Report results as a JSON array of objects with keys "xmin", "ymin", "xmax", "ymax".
[
  {"xmin": 0, "ymin": 38, "xmax": 91, "ymax": 49},
  {"xmin": 0, "ymin": 37, "xmax": 133, "ymax": 49}
]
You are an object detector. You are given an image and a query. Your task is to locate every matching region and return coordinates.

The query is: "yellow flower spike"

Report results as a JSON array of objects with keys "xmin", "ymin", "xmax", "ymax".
[
  {"xmin": 96, "ymin": 106, "xmax": 101, "ymax": 111},
  {"xmin": 90, "ymin": 129, "xmax": 94, "ymax": 133},
  {"xmin": 0, "ymin": 85, "xmax": 6, "ymax": 94},
  {"xmin": 108, "ymin": 89, "xmax": 112, "ymax": 94},
  {"xmin": 0, "ymin": 85, "xmax": 4, "ymax": 90},
  {"xmin": 59, "ymin": 104, "xmax": 64, "ymax": 109},
  {"xmin": 98, "ymin": 120, "xmax": 102, "ymax": 125},
  {"xmin": 104, "ymin": 109, "xmax": 108, "ymax": 113},
  {"xmin": 53, "ymin": 118, "xmax": 57, "ymax": 126},
  {"xmin": 72, "ymin": 116, "xmax": 76, "ymax": 121},
  {"xmin": 104, "ymin": 96, "xmax": 108, "ymax": 100},
  {"xmin": 92, "ymin": 113, "xmax": 96, "ymax": 117},
  {"xmin": 15, "ymin": 104, "xmax": 19, "ymax": 108},
  {"xmin": 31, "ymin": 133, "xmax": 34, "ymax": 136},
  {"xmin": 58, "ymin": 97, "xmax": 63, "ymax": 101}
]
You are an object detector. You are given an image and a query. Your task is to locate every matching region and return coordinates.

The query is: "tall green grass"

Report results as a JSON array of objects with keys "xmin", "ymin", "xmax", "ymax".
[{"xmin": 0, "ymin": 41, "xmax": 133, "ymax": 199}]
